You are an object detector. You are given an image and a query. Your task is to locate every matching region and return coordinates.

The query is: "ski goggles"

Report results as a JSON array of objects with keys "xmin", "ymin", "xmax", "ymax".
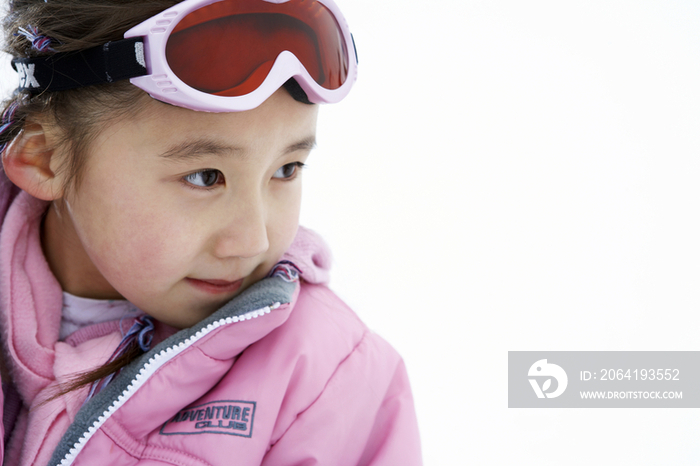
[{"xmin": 12, "ymin": 0, "xmax": 357, "ymax": 112}]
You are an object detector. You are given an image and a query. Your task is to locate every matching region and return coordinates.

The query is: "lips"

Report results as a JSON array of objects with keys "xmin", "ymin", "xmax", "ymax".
[{"xmin": 186, "ymin": 277, "xmax": 244, "ymax": 294}]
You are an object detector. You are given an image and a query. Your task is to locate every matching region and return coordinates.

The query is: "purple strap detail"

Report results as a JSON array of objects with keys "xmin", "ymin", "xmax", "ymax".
[
  {"xmin": 0, "ymin": 102, "xmax": 18, "ymax": 132},
  {"xmin": 116, "ymin": 314, "xmax": 155, "ymax": 353},
  {"xmin": 267, "ymin": 260, "xmax": 301, "ymax": 283},
  {"xmin": 83, "ymin": 315, "xmax": 155, "ymax": 405},
  {"xmin": 16, "ymin": 25, "xmax": 55, "ymax": 52},
  {"xmin": 0, "ymin": 101, "xmax": 19, "ymax": 154}
]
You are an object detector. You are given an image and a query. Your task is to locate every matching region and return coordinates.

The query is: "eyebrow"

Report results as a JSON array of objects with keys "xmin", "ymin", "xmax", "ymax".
[
  {"xmin": 159, "ymin": 139, "xmax": 242, "ymax": 161},
  {"xmin": 159, "ymin": 136, "xmax": 317, "ymax": 162},
  {"xmin": 284, "ymin": 136, "xmax": 317, "ymax": 155}
]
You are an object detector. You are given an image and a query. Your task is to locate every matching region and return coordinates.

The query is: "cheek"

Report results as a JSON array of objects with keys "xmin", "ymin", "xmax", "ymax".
[
  {"xmin": 69, "ymin": 180, "xmax": 195, "ymax": 286},
  {"xmin": 267, "ymin": 187, "xmax": 302, "ymax": 257}
]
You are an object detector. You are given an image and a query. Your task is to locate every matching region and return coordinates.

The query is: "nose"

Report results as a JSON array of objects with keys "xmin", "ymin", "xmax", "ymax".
[{"xmin": 212, "ymin": 193, "xmax": 270, "ymax": 259}]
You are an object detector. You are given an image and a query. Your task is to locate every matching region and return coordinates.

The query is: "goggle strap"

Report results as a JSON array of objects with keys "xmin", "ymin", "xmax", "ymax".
[{"xmin": 11, "ymin": 37, "xmax": 148, "ymax": 93}]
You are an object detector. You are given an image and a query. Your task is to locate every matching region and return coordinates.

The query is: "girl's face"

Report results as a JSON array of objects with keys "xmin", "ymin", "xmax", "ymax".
[{"xmin": 47, "ymin": 88, "xmax": 318, "ymax": 328}]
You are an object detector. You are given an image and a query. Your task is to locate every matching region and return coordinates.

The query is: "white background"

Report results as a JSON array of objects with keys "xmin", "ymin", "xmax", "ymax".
[{"xmin": 3, "ymin": 0, "xmax": 700, "ymax": 464}]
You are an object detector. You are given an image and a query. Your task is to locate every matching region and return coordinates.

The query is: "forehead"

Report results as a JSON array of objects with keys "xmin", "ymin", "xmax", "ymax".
[{"xmin": 96, "ymin": 87, "xmax": 319, "ymax": 160}]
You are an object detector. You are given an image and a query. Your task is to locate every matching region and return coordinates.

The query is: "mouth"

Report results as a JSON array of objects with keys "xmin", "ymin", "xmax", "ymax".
[{"xmin": 185, "ymin": 277, "xmax": 245, "ymax": 295}]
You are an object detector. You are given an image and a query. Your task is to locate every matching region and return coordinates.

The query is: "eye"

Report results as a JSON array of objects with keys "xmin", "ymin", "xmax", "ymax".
[
  {"xmin": 183, "ymin": 169, "xmax": 224, "ymax": 188},
  {"xmin": 273, "ymin": 162, "xmax": 305, "ymax": 180}
]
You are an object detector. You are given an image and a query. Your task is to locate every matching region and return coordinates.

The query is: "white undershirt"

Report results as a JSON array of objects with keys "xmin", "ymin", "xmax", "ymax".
[{"xmin": 60, "ymin": 292, "xmax": 144, "ymax": 341}]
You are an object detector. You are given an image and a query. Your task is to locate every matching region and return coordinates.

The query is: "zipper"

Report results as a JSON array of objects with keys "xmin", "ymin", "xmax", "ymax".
[{"xmin": 54, "ymin": 302, "xmax": 280, "ymax": 466}]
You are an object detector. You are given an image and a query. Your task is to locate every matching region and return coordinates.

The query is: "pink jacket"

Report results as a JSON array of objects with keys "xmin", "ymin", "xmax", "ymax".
[{"xmin": 0, "ymin": 177, "xmax": 422, "ymax": 465}]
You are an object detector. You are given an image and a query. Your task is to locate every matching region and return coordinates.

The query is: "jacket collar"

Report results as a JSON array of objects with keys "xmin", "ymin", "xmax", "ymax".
[{"xmin": 50, "ymin": 274, "xmax": 299, "ymax": 466}]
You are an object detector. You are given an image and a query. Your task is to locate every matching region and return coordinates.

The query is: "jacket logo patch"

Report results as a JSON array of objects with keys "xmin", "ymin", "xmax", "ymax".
[{"xmin": 160, "ymin": 400, "xmax": 256, "ymax": 438}]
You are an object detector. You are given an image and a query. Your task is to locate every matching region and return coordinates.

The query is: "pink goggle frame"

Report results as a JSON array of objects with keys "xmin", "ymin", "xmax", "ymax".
[{"xmin": 124, "ymin": 0, "xmax": 358, "ymax": 112}]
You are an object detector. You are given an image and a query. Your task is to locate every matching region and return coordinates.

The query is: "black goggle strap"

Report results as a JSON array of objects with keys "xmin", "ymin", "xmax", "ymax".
[{"xmin": 11, "ymin": 37, "xmax": 148, "ymax": 93}]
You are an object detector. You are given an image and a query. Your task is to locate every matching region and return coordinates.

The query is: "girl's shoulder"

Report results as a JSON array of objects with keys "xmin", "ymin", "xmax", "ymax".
[{"xmin": 48, "ymin": 229, "xmax": 420, "ymax": 466}]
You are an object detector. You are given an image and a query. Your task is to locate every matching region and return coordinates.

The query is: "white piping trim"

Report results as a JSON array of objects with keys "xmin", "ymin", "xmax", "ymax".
[{"xmin": 56, "ymin": 303, "xmax": 279, "ymax": 466}]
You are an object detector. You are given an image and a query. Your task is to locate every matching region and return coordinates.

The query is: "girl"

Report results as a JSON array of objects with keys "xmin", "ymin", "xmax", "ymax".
[{"xmin": 0, "ymin": 0, "xmax": 421, "ymax": 465}]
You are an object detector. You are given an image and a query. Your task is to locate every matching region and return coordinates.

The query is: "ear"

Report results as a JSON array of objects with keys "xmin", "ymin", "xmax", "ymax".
[{"xmin": 2, "ymin": 121, "xmax": 67, "ymax": 201}]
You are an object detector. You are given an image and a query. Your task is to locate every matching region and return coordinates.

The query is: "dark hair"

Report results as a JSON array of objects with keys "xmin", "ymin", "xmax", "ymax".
[
  {"xmin": 1, "ymin": 0, "xmax": 309, "ymax": 400},
  {"xmin": 1, "ymin": 0, "xmax": 181, "ymax": 189},
  {"xmin": 1, "ymin": 0, "xmax": 186, "ymax": 403}
]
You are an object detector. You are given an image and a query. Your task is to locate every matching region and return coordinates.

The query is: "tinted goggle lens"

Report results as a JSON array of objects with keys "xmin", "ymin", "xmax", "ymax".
[{"xmin": 165, "ymin": 0, "xmax": 349, "ymax": 96}]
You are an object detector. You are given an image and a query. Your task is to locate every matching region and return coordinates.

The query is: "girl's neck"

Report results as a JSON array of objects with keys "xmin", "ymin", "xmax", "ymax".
[{"xmin": 41, "ymin": 201, "xmax": 123, "ymax": 300}]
